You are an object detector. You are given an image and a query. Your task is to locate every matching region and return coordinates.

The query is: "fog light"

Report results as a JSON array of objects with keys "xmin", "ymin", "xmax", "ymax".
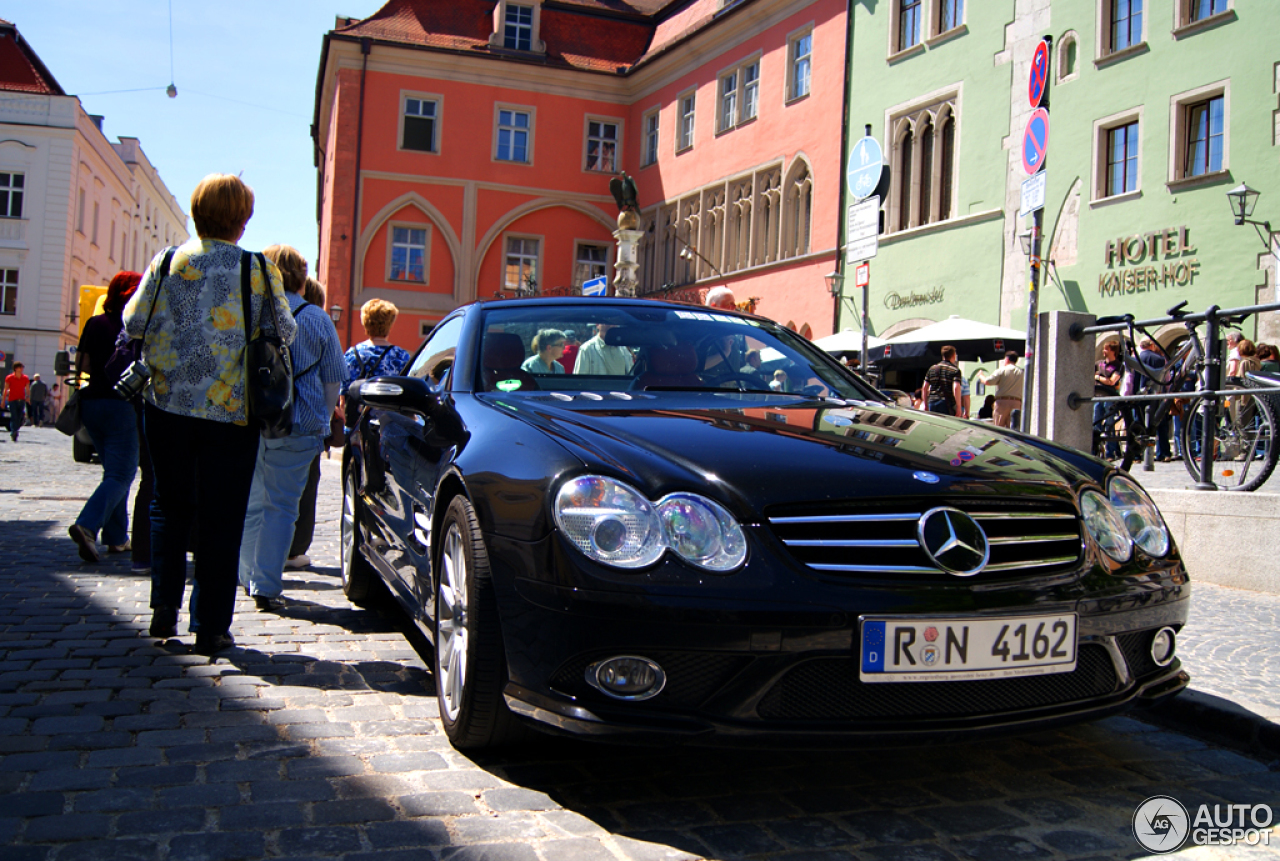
[
  {"xmin": 585, "ymin": 656, "xmax": 666, "ymax": 701},
  {"xmin": 1150, "ymin": 627, "xmax": 1176, "ymax": 667}
]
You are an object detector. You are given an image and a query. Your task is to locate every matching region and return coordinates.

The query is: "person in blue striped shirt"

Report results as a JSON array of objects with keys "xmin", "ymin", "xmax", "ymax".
[{"xmin": 238, "ymin": 245, "xmax": 349, "ymax": 610}]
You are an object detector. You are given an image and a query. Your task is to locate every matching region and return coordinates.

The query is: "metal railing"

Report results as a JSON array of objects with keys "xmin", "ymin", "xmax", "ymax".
[{"xmin": 1068, "ymin": 301, "xmax": 1280, "ymax": 489}]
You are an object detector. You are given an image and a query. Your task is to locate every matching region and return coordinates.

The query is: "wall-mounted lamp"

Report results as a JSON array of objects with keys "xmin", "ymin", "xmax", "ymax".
[
  {"xmin": 1226, "ymin": 182, "xmax": 1275, "ymax": 257},
  {"xmin": 824, "ymin": 270, "xmax": 844, "ymax": 296},
  {"xmin": 329, "ymin": 304, "xmax": 342, "ymax": 323},
  {"xmin": 1018, "ymin": 229, "xmax": 1033, "ymax": 257}
]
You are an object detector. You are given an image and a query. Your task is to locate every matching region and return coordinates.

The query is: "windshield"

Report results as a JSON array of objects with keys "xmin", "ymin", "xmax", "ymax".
[{"xmin": 477, "ymin": 304, "xmax": 883, "ymax": 400}]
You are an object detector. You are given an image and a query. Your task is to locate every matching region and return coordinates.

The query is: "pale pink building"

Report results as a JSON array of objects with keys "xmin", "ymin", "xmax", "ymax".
[{"xmin": 313, "ymin": 0, "xmax": 847, "ymax": 349}]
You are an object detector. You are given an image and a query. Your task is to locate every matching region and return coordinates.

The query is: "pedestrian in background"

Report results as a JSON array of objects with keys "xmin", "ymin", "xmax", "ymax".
[
  {"xmin": 921, "ymin": 346, "xmax": 962, "ymax": 416},
  {"xmin": 1258, "ymin": 343, "xmax": 1280, "ymax": 374},
  {"xmin": 705, "ymin": 285, "xmax": 736, "ymax": 310},
  {"xmin": 239, "ymin": 246, "xmax": 346, "ymax": 611},
  {"xmin": 978, "ymin": 351, "xmax": 1024, "ymax": 428},
  {"xmin": 69, "ymin": 271, "xmax": 142, "ymax": 564},
  {"xmin": 285, "ymin": 276, "xmax": 329, "ymax": 572},
  {"xmin": 344, "ymin": 298, "xmax": 411, "ymax": 382},
  {"xmin": 1093, "ymin": 341, "xmax": 1124, "ymax": 459},
  {"xmin": 573, "ymin": 323, "xmax": 634, "ymax": 376},
  {"xmin": 28, "ymin": 374, "xmax": 48, "ymax": 427},
  {"xmin": 1137, "ymin": 338, "xmax": 1172, "ymax": 461},
  {"xmin": 124, "ymin": 173, "xmax": 296, "ymax": 655},
  {"xmin": 3, "ymin": 361, "xmax": 30, "ymax": 441}
]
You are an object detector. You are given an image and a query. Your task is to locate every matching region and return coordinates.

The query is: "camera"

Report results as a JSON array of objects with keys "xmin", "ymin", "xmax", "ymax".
[{"xmin": 114, "ymin": 360, "xmax": 151, "ymax": 400}]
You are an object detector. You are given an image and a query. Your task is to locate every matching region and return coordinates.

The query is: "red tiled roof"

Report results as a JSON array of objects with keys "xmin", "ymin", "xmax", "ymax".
[
  {"xmin": 0, "ymin": 22, "xmax": 63, "ymax": 95},
  {"xmin": 334, "ymin": 0, "xmax": 668, "ymax": 73}
]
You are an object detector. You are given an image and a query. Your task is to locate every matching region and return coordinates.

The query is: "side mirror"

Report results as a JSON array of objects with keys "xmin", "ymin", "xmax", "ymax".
[{"xmin": 355, "ymin": 375, "xmax": 439, "ymax": 415}]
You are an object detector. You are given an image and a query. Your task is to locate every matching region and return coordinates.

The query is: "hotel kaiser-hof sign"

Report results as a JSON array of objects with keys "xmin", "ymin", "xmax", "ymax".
[{"xmin": 1098, "ymin": 226, "xmax": 1200, "ymax": 297}]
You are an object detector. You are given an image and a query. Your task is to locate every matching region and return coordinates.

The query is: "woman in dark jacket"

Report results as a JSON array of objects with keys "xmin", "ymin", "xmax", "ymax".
[{"xmin": 69, "ymin": 271, "xmax": 143, "ymax": 564}]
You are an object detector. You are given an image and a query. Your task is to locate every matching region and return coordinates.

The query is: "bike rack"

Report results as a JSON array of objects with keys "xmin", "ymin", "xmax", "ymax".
[{"xmin": 1068, "ymin": 301, "xmax": 1280, "ymax": 491}]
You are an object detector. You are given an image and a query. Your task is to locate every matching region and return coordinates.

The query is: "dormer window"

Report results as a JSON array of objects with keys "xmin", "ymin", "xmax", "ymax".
[{"xmin": 490, "ymin": 0, "xmax": 545, "ymax": 55}]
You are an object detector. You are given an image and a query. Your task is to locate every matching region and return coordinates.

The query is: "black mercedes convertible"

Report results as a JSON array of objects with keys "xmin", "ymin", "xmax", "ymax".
[{"xmin": 342, "ymin": 297, "xmax": 1189, "ymax": 750}]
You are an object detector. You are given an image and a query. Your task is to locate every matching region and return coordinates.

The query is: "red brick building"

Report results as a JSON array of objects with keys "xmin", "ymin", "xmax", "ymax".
[{"xmin": 313, "ymin": 0, "xmax": 847, "ymax": 349}]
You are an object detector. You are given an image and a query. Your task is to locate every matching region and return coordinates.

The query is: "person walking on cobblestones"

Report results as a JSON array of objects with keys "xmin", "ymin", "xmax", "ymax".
[
  {"xmin": 69, "ymin": 272, "xmax": 143, "ymax": 564},
  {"xmin": 28, "ymin": 373, "xmax": 48, "ymax": 426},
  {"xmin": 123, "ymin": 174, "xmax": 296, "ymax": 656},
  {"xmin": 3, "ymin": 360, "xmax": 30, "ymax": 441},
  {"xmin": 239, "ymin": 246, "xmax": 346, "ymax": 611},
  {"xmin": 285, "ymin": 276, "xmax": 331, "ymax": 571}
]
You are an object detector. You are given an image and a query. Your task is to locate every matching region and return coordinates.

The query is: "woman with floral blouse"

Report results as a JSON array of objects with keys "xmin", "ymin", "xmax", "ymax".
[{"xmin": 123, "ymin": 173, "xmax": 296, "ymax": 656}]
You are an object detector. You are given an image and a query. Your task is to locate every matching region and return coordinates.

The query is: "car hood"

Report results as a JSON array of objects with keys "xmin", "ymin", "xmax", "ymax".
[{"xmin": 484, "ymin": 393, "xmax": 1098, "ymax": 516}]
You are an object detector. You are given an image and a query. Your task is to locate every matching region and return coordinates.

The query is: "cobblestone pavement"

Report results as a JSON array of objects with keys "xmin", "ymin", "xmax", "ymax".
[
  {"xmin": 1124, "ymin": 452, "xmax": 1280, "ymax": 493},
  {"xmin": 1, "ymin": 428, "xmax": 1278, "ymax": 861}
]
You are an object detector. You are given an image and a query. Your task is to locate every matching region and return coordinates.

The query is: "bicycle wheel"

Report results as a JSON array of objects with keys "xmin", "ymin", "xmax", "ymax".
[{"xmin": 1179, "ymin": 389, "xmax": 1278, "ymax": 491}]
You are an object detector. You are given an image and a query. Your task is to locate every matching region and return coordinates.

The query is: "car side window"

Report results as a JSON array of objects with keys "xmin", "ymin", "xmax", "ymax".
[{"xmin": 407, "ymin": 315, "xmax": 464, "ymax": 390}]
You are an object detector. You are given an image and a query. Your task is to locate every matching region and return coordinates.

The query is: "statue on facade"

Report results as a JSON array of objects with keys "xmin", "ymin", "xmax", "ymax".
[{"xmin": 609, "ymin": 171, "xmax": 641, "ymax": 230}]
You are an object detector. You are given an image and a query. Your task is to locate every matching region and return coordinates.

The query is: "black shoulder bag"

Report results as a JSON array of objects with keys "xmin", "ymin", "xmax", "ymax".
[{"xmin": 241, "ymin": 252, "xmax": 293, "ymax": 438}]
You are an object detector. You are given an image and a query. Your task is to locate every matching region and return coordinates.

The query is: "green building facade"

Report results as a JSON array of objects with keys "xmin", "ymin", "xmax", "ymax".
[{"xmin": 839, "ymin": 0, "xmax": 1278, "ymax": 388}]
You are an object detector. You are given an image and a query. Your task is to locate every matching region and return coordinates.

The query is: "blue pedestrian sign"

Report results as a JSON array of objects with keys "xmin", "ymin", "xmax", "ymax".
[
  {"xmin": 1021, "ymin": 108, "xmax": 1050, "ymax": 175},
  {"xmin": 847, "ymin": 136, "xmax": 884, "ymax": 202},
  {"xmin": 581, "ymin": 275, "xmax": 608, "ymax": 297}
]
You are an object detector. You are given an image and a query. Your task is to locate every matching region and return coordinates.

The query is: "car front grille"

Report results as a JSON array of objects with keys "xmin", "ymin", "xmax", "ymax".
[
  {"xmin": 766, "ymin": 496, "xmax": 1083, "ymax": 581},
  {"xmin": 755, "ymin": 643, "xmax": 1117, "ymax": 721},
  {"xmin": 1116, "ymin": 629, "xmax": 1163, "ymax": 680}
]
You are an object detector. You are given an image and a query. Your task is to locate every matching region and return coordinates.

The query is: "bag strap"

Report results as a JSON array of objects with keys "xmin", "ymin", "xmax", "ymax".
[
  {"xmin": 359, "ymin": 344, "xmax": 393, "ymax": 379},
  {"xmin": 140, "ymin": 248, "xmax": 175, "ymax": 341},
  {"xmin": 241, "ymin": 251, "xmax": 287, "ymax": 340}
]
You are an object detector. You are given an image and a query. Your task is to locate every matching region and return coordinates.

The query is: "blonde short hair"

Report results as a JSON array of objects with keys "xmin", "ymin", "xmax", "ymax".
[
  {"xmin": 190, "ymin": 174, "xmax": 254, "ymax": 241},
  {"xmin": 263, "ymin": 244, "xmax": 307, "ymax": 294},
  {"xmin": 361, "ymin": 298, "xmax": 399, "ymax": 339},
  {"xmin": 302, "ymin": 277, "xmax": 326, "ymax": 307}
]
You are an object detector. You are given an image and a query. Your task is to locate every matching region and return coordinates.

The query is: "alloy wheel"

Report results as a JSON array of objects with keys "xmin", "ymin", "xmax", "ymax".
[{"xmin": 436, "ymin": 522, "xmax": 469, "ymax": 723}]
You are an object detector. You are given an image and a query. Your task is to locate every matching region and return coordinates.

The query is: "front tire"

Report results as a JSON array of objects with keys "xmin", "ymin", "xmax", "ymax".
[
  {"xmin": 341, "ymin": 466, "xmax": 378, "ymax": 604},
  {"xmin": 434, "ymin": 495, "xmax": 519, "ymax": 750}
]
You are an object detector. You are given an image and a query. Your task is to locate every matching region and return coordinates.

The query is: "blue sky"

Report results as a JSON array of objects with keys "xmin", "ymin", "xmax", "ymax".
[{"xmin": 12, "ymin": 0, "xmax": 386, "ymax": 270}]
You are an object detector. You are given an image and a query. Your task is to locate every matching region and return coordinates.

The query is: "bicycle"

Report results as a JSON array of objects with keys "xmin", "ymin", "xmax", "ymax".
[{"xmin": 1090, "ymin": 302, "xmax": 1278, "ymax": 490}]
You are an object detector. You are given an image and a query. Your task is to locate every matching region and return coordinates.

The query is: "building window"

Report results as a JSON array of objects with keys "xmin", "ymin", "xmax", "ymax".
[
  {"xmin": 402, "ymin": 96, "xmax": 439, "ymax": 153},
  {"xmin": 642, "ymin": 109, "xmax": 659, "ymax": 167},
  {"xmin": 788, "ymin": 31, "xmax": 812, "ymax": 101},
  {"xmin": 77, "ymin": 189, "xmax": 86, "ymax": 234},
  {"xmin": 1184, "ymin": 96, "xmax": 1224, "ymax": 177},
  {"xmin": 1057, "ymin": 32, "xmax": 1079, "ymax": 82},
  {"xmin": 888, "ymin": 96, "xmax": 958, "ymax": 232},
  {"xmin": 677, "ymin": 90, "xmax": 695, "ymax": 152},
  {"xmin": 1105, "ymin": 0, "xmax": 1143, "ymax": 54},
  {"xmin": 1106, "ymin": 121, "xmax": 1140, "ymax": 196},
  {"xmin": 1188, "ymin": 0, "xmax": 1228, "ymax": 22},
  {"xmin": 496, "ymin": 107, "xmax": 532, "ymax": 163},
  {"xmin": 504, "ymin": 4, "xmax": 533, "ymax": 50},
  {"xmin": 717, "ymin": 58, "xmax": 760, "ymax": 133},
  {"xmin": 573, "ymin": 242, "xmax": 608, "ymax": 288},
  {"xmin": 585, "ymin": 119, "xmax": 619, "ymax": 172},
  {"xmin": 0, "ymin": 173, "xmax": 23, "ymax": 218},
  {"xmin": 389, "ymin": 225, "xmax": 429, "ymax": 282},
  {"xmin": 92, "ymin": 202, "xmax": 99, "ymax": 245},
  {"xmin": 936, "ymin": 0, "xmax": 963, "ymax": 34},
  {"xmin": 898, "ymin": 0, "xmax": 922, "ymax": 51},
  {"xmin": 109, "ymin": 221, "xmax": 116, "ymax": 261},
  {"xmin": 0, "ymin": 269, "xmax": 15, "ymax": 315},
  {"xmin": 504, "ymin": 236, "xmax": 539, "ymax": 292}
]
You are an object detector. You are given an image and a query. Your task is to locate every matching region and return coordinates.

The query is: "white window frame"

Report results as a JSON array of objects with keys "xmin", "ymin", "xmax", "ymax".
[
  {"xmin": 717, "ymin": 54, "xmax": 762, "ymax": 133},
  {"xmin": 583, "ymin": 116, "xmax": 622, "ymax": 173},
  {"xmin": 387, "ymin": 222, "xmax": 431, "ymax": 284},
  {"xmin": 1090, "ymin": 106, "xmax": 1144, "ymax": 204},
  {"xmin": 1095, "ymin": 0, "xmax": 1147, "ymax": 64},
  {"xmin": 676, "ymin": 88, "xmax": 696, "ymax": 153},
  {"xmin": 399, "ymin": 92, "xmax": 442, "ymax": 154},
  {"xmin": 885, "ymin": 87, "xmax": 961, "ymax": 233},
  {"xmin": 488, "ymin": 1, "xmax": 545, "ymax": 54},
  {"xmin": 786, "ymin": 27, "xmax": 813, "ymax": 103},
  {"xmin": 573, "ymin": 240, "xmax": 609, "ymax": 288},
  {"xmin": 1168, "ymin": 80, "xmax": 1229, "ymax": 188},
  {"xmin": 1173, "ymin": 0, "xmax": 1233, "ymax": 37},
  {"xmin": 889, "ymin": 0, "xmax": 923, "ymax": 58},
  {"xmin": 641, "ymin": 107, "xmax": 660, "ymax": 168},
  {"xmin": 494, "ymin": 104, "xmax": 535, "ymax": 165},
  {"xmin": 503, "ymin": 234, "xmax": 542, "ymax": 293},
  {"xmin": 0, "ymin": 172, "xmax": 23, "ymax": 219},
  {"xmin": 932, "ymin": 0, "xmax": 965, "ymax": 39},
  {"xmin": 0, "ymin": 268, "xmax": 16, "ymax": 316},
  {"xmin": 1057, "ymin": 31, "xmax": 1080, "ymax": 83}
]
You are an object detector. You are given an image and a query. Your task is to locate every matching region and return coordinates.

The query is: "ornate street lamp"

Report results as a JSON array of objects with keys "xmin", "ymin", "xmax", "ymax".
[
  {"xmin": 1226, "ymin": 183, "xmax": 1262, "ymax": 227},
  {"xmin": 824, "ymin": 270, "xmax": 844, "ymax": 296},
  {"xmin": 329, "ymin": 304, "xmax": 342, "ymax": 323}
]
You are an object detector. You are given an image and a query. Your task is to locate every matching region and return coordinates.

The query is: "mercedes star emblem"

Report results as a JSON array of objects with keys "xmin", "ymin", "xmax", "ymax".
[{"xmin": 917, "ymin": 507, "xmax": 990, "ymax": 576}]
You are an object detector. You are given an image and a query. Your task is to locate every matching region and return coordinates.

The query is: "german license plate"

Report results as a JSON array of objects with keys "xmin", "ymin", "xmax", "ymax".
[{"xmin": 859, "ymin": 614, "xmax": 1077, "ymax": 682}]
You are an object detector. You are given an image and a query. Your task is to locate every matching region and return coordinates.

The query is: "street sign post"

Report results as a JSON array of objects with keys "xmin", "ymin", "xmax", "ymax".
[
  {"xmin": 847, "ymin": 136, "xmax": 884, "ymax": 202},
  {"xmin": 1020, "ymin": 171, "xmax": 1047, "ymax": 216},
  {"xmin": 1021, "ymin": 107, "xmax": 1050, "ymax": 175},
  {"xmin": 1028, "ymin": 39, "xmax": 1050, "ymax": 109},
  {"xmin": 581, "ymin": 276, "xmax": 608, "ymax": 296},
  {"xmin": 845, "ymin": 195, "xmax": 880, "ymax": 264},
  {"xmin": 854, "ymin": 262, "xmax": 870, "ymax": 288}
]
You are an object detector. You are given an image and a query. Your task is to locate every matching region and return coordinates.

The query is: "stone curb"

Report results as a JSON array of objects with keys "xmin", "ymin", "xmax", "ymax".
[{"xmin": 1141, "ymin": 688, "xmax": 1280, "ymax": 761}]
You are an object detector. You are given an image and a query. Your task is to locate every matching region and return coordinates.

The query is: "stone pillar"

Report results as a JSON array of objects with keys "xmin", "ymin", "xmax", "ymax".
[
  {"xmin": 612, "ymin": 225, "xmax": 644, "ymax": 298},
  {"xmin": 1031, "ymin": 310, "xmax": 1096, "ymax": 453}
]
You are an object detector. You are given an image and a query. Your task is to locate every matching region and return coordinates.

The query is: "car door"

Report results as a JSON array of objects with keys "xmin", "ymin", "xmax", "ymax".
[{"xmin": 380, "ymin": 315, "xmax": 466, "ymax": 619}]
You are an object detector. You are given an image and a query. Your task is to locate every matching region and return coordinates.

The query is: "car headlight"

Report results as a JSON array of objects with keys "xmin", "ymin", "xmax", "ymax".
[
  {"xmin": 1080, "ymin": 489, "xmax": 1132, "ymax": 563},
  {"xmin": 656, "ymin": 493, "xmax": 747, "ymax": 572},
  {"xmin": 1108, "ymin": 475, "xmax": 1170, "ymax": 557},
  {"xmin": 554, "ymin": 476, "xmax": 747, "ymax": 572}
]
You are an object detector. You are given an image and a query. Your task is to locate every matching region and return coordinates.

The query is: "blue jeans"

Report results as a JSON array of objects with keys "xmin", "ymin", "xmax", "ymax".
[
  {"xmin": 238, "ymin": 433, "xmax": 324, "ymax": 598},
  {"xmin": 76, "ymin": 397, "xmax": 139, "ymax": 546},
  {"xmin": 7, "ymin": 400, "xmax": 24, "ymax": 438},
  {"xmin": 1093, "ymin": 401, "xmax": 1120, "ymax": 458}
]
